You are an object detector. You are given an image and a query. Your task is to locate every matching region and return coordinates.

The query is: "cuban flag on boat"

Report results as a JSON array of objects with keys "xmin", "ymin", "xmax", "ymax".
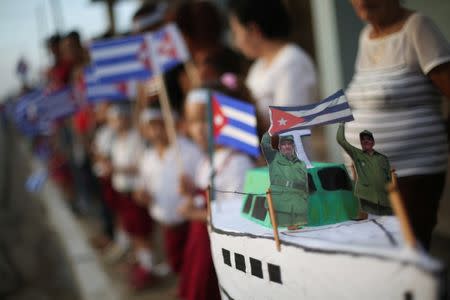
[
  {"xmin": 90, "ymin": 35, "xmax": 152, "ymax": 83},
  {"xmin": 83, "ymin": 66, "xmax": 137, "ymax": 102},
  {"xmin": 212, "ymin": 92, "xmax": 259, "ymax": 157},
  {"xmin": 147, "ymin": 23, "xmax": 189, "ymax": 73},
  {"xmin": 269, "ymin": 89, "xmax": 354, "ymax": 135}
]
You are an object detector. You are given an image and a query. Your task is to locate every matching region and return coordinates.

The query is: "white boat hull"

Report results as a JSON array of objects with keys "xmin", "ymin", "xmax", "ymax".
[
  {"xmin": 208, "ymin": 199, "xmax": 444, "ymax": 300},
  {"xmin": 210, "ymin": 228, "xmax": 443, "ymax": 300}
]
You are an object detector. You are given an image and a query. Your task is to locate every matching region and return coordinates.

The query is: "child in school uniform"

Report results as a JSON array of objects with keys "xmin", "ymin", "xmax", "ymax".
[
  {"xmin": 177, "ymin": 80, "xmax": 255, "ymax": 300},
  {"xmin": 90, "ymin": 101, "xmax": 117, "ymax": 249},
  {"xmin": 135, "ymin": 107, "xmax": 203, "ymax": 274},
  {"xmin": 107, "ymin": 103, "xmax": 154, "ymax": 289}
]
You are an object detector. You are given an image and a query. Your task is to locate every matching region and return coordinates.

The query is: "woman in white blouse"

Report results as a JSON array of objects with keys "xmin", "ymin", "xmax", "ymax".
[
  {"xmin": 228, "ymin": 0, "xmax": 318, "ymax": 131},
  {"xmin": 346, "ymin": 0, "xmax": 450, "ymax": 249}
]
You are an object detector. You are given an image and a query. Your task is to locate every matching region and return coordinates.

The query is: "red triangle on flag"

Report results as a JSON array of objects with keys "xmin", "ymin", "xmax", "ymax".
[
  {"xmin": 269, "ymin": 107, "xmax": 305, "ymax": 135},
  {"xmin": 212, "ymin": 96, "xmax": 228, "ymax": 137},
  {"xmin": 116, "ymin": 82, "xmax": 127, "ymax": 96},
  {"xmin": 158, "ymin": 32, "xmax": 177, "ymax": 58},
  {"xmin": 138, "ymin": 41, "xmax": 152, "ymax": 70}
]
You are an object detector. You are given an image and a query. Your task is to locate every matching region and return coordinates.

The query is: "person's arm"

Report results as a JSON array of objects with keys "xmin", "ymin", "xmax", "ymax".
[
  {"xmin": 133, "ymin": 188, "xmax": 152, "ymax": 207},
  {"xmin": 428, "ymin": 62, "xmax": 450, "ymax": 144},
  {"xmin": 336, "ymin": 123, "xmax": 359, "ymax": 157},
  {"xmin": 384, "ymin": 156, "xmax": 392, "ymax": 182},
  {"xmin": 261, "ymin": 132, "xmax": 277, "ymax": 163},
  {"xmin": 177, "ymin": 196, "xmax": 208, "ymax": 221},
  {"xmin": 429, "ymin": 62, "xmax": 450, "ymax": 99},
  {"xmin": 114, "ymin": 165, "xmax": 138, "ymax": 175}
]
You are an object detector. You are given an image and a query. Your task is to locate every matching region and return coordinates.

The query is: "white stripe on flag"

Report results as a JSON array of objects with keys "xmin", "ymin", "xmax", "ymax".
[
  {"xmin": 95, "ymin": 61, "xmax": 144, "ymax": 78},
  {"xmin": 291, "ymin": 108, "xmax": 353, "ymax": 128},
  {"xmin": 91, "ymin": 43, "xmax": 141, "ymax": 61},
  {"xmin": 221, "ymin": 125, "xmax": 259, "ymax": 147},
  {"xmin": 287, "ymin": 94, "xmax": 347, "ymax": 117},
  {"xmin": 88, "ymin": 85, "xmax": 118, "ymax": 96},
  {"xmin": 222, "ymin": 106, "xmax": 256, "ymax": 127}
]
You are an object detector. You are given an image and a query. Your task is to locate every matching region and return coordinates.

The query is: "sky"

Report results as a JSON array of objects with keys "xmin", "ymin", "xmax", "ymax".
[{"xmin": 0, "ymin": 0, "xmax": 141, "ymax": 101}]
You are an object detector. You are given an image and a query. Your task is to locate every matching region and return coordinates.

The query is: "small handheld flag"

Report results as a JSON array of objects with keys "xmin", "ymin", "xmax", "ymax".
[
  {"xmin": 211, "ymin": 92, "xmax": 259, "ymax": 157},
  {"xmin": 90, "ymin": 35, "xmax": 153, "ymax": 83},
  {"xmin": 269, "ymin": 89, "xmax": 354, "ymax": 135},
  {"xmin": 83, "ymin": 66, "xmax": 136, "ymax": 102},
  {"xmin": 147, "ymin": 23, "xmax": 190, "ymax": 74},
  {"xmin": 38, "ymin": 87, "xmax": 78, "ymax": 121},
  {"xmin": 89, "ymin": 23, "xmax": 189, "ymax": 82},
  {"xmin": 25, "ymin": 169, "xmax": 48, "ymax": 193}
]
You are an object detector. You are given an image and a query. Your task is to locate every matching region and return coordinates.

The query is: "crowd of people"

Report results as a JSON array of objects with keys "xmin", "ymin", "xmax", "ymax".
[{"xmin": 2, "ymin": 0, "xmax": 450, "ymax": 298}]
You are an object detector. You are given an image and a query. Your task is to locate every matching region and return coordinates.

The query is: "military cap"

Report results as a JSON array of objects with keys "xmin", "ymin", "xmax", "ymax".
[
  {"xmin": 359, "ymin": 130, "xmax": 374, "ymax": 140},
  {"xmin": 279, "ymin": 135, "xmax": 294, "ymax": 143}
]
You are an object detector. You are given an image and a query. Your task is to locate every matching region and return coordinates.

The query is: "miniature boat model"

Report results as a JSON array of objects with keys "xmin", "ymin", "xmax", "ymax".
[{"xmin": 208, "ymin": 163, "xmax": 445, "ymax": 300}]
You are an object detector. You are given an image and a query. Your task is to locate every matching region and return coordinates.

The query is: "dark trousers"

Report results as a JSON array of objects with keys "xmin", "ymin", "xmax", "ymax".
[
  {"xmin": 397, "ymin": 172, "xmax": 446, "ymax": 250},
  {"xmin": 360, "ymin": 198, "xmax": 393, "ymax": 216}
]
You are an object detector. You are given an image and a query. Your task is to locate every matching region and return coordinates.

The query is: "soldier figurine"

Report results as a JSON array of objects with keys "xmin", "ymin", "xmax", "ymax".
[
  {"xmin": 261, "ymin": 132, "xmax": 308, "ymax": 228},
  {"xmin": 336, "ymin": 123, "xmax": 392, "ymax": 215}
]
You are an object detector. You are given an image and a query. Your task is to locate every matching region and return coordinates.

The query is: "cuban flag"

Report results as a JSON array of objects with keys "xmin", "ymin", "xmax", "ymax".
[
  {"xmin": 269, "ymin": 89, "xmax": 354, "ymax": 135},
  {"xmin": 25, "ymin": 169, "xmax": 48, "ymax": 193},
  {"xmin": 90, "ymin": 35, "xmax": 152, "ymax": 83},
  {"xmin": 13, "ymin": 90, "xmax": 48, "ymax": 136},
  {"xmin": 38, "ymin": 87, "xmax": 78, "ymax": 122},
  {"xmin": 147, "ymin": 23, "xmax": 190, "ymax": 74},
  {"xmin": 212, "ymin": 92, "xmax": 259, "ymax": 157},
  {"xmin": 83, "ymin": 66, "xmax": 136, "ymax": 102}
]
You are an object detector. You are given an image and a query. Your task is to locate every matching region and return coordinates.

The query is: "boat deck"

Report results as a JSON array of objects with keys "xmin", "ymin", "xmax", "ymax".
[{"xmin": 210, "ymin": 196, "xmax": 441, "ymax": 271}]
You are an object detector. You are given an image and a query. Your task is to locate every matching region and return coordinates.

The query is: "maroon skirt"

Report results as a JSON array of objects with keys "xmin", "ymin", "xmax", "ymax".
[
  {"xmin": 116, "ymin": 192, "xmax": 153, "ymax": 238},
  {"xmin": 98, "ymin": 176, "xmax": 119, "ymax": 212},
  {"xmin": 162, "ymin": 222, "xmax": 189, "ymax": 274},
  {"xmin": 178, "ymin": 220, "xmax": 220, "ymax": 300}
]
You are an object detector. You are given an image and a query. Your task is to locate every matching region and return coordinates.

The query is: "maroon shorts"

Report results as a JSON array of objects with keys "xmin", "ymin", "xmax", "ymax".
[
  {"xmin": 116, "ymin": 192, "xmax": 153, "ymax": 238},
  {"xmin": 178, "ymin": 221, "xmax": 220, "ymax": 300},
  {"xmin": 98, "ymin": 177, "xmax": 119, "ymax": 212},
  {"xmin": 162, "ymin": 222, "xmax": 189, "ymax": 273}
]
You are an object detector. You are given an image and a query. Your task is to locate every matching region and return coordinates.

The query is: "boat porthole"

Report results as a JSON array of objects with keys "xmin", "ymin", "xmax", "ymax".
[
  {"xmin": 250, "ymin": 257, "xmax": 263, "ymax": 279},
  {"xmin": 234, "ymin": 253, "xmax": 246, "ymax": 273},
  {"xmin": 268, "ymin": 263, "xmax": 282, "ymax": 284},
  {"xmin": 222, "ymin": 248, "xmax": 231, "ymax": 267}
]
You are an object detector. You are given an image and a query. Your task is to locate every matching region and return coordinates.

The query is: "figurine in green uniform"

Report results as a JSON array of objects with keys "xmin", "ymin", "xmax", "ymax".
[
  {"xmin": 261, "ymin": 132, "xmax": 308, "ymax": 227},
  {"xmin": 336, "ymin": 123, "xmax": 392, "ymax": 215}
]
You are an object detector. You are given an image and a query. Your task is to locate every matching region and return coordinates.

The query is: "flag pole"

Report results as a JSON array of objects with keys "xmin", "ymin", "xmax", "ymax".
[
  {"xmin": 388, "ymin": 170, "xmax": 417, "ymax": 248},
  {"xmin": 155, "ymin": 74, "xmax": 184, "ymax": 172},
  {"xmin": 266, "ymin": 189, "xmax": 281, "ymax": 252},
  {"xmin": 206, "ymin": 90, "xmax": 215, "ymax": 202},
  {"xmin": 184, "ymin": 61, "xmax": 201, "ymax": 88}
]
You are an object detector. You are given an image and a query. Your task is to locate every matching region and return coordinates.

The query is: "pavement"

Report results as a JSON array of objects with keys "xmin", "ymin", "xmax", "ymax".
[{"xmin": 0, "ymin": 124, "xmax": 80, "ymax": 300}]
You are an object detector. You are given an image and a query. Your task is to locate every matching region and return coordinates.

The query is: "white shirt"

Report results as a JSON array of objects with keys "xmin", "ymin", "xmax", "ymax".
[
  {"xmin": 111, "ymin": 130, "xmax": 145, "ymax": 192},
  {"xmin": 138, "ymin": 136, "xmax": 203, "ymax": 225},
  {"xmin": 93, "ymin": 125, "xmax": 115, "ymax": 177},
  {"xmin": 195, "ymin": 148, "xmax": 254, "ymax": 204},
  {"xmin": 345, "ymin": 13, "xmax": 450, "ymax": 177},
  {"xmin": 246, "ymin": 43, "xmax": 318, "ymax": 121},
  {"xmin": 94, "ymin": 125, "xmax": 115, "ymax": 157}
]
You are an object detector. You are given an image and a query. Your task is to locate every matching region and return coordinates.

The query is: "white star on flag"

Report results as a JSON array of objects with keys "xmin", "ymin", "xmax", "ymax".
[
  {"xmin": 278, "ymin": 118, "xmax": 287, "ymax": 126},
  {"xmin": 214, "ymin": 115, "xmax": 224, "ymax": 126}
]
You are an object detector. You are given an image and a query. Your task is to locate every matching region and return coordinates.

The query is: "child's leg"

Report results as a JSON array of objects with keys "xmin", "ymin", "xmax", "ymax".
[
  {"xmin": 133, "ymin": 236, "xmax": 153, "ymax": 271},
  {"xmin": 163, "ymin": 223, "xmax": 189, "ymax": 273}
]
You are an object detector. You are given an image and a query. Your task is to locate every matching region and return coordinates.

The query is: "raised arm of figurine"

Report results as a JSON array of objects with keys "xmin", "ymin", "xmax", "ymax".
[
  {"xmin": 261, "ymin": 132, "xmax": 277, "ymax": 163},
  {"xmin": 336, "ymin": 123, "xmax": 361, "ymax": 158}
]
